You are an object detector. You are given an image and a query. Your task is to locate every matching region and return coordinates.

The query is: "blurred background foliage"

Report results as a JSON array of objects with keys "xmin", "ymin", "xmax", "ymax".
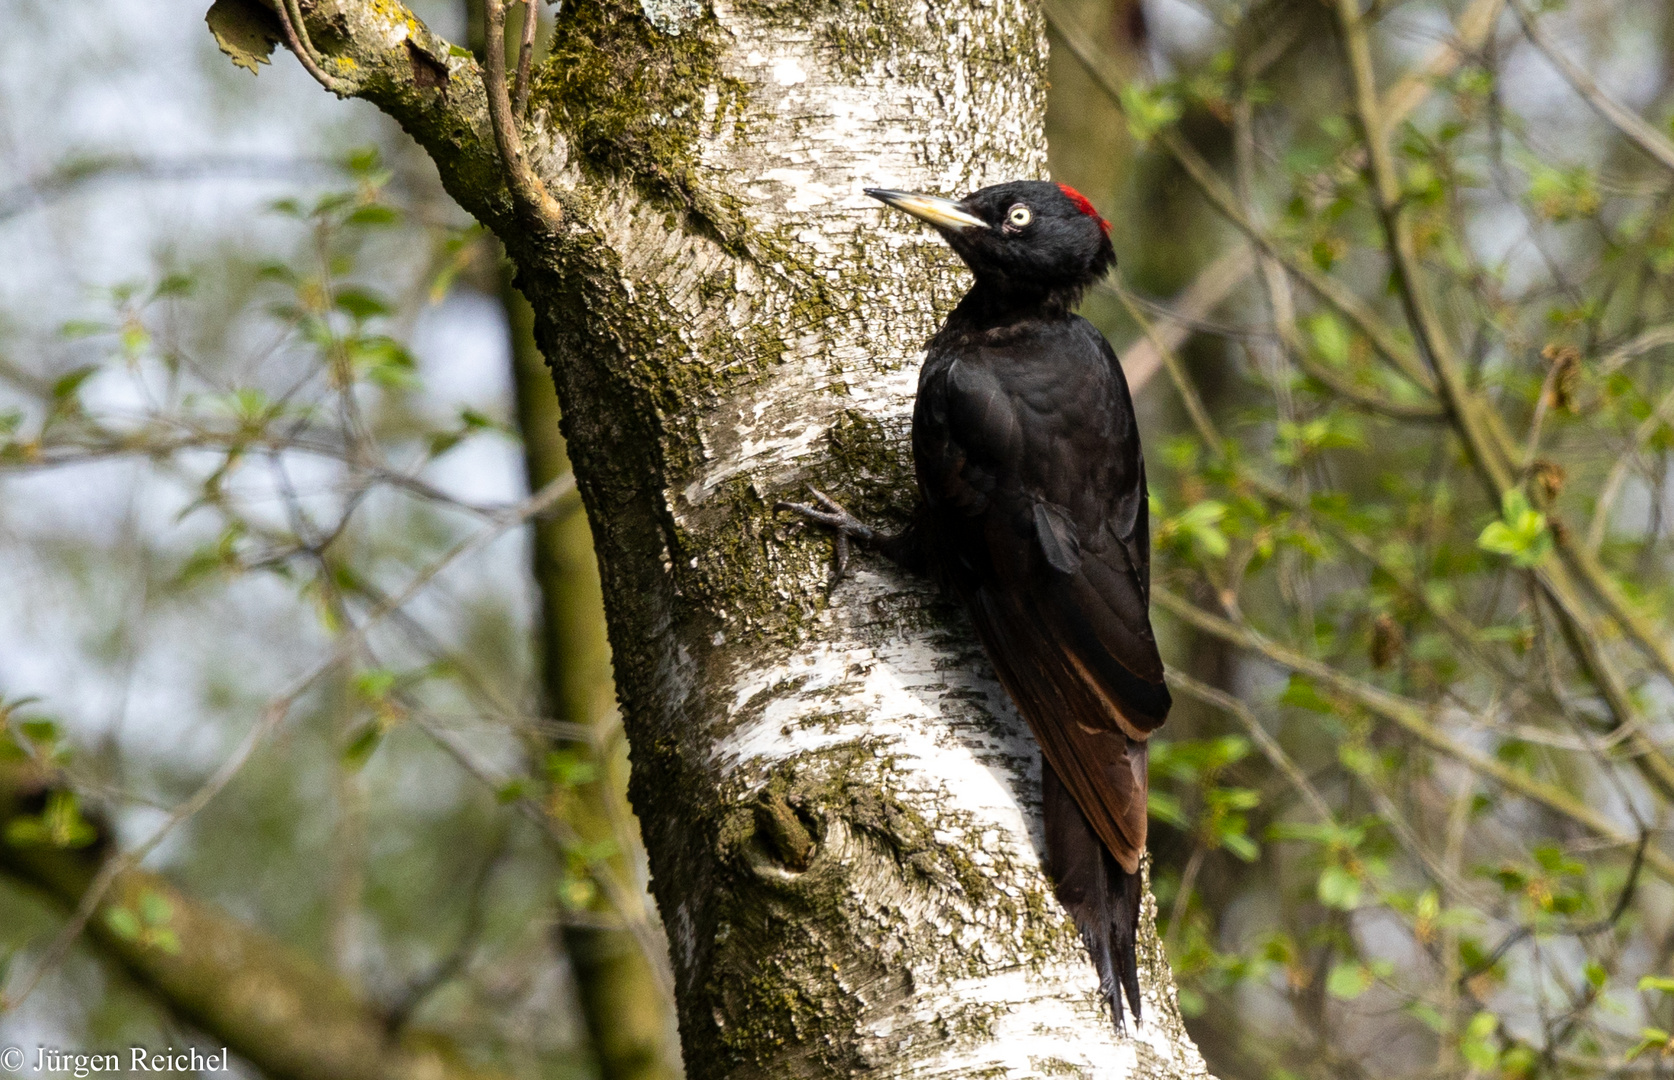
[{"xmin": 3, "ymin": 1, "xmax": 1674, "ymax": 1079}]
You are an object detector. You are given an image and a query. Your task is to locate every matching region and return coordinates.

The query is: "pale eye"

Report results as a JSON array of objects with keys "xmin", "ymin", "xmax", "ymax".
[{"xmin": 1007, "ymin": 204, "xmax": 1032, "ymax": 227}]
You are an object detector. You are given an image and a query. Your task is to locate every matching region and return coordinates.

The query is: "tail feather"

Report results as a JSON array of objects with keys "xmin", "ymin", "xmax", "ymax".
[{"xmin": 1044, "ymin": 759, "xmax": 1143, "ymax": 1032}]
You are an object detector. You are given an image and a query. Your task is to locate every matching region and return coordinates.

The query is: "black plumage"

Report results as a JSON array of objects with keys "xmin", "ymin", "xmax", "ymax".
[{"xmin": 780, "ymin": 180, "xmax": 1171, "ymax": 1032}]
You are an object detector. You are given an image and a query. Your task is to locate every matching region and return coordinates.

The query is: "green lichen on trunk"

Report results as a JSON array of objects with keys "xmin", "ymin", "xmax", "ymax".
[{"xmin": 531, "ymin": 0, "xmax": 750, "ymax": 216}]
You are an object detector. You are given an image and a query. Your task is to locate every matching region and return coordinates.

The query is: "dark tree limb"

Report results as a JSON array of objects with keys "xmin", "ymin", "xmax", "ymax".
[{"xmin": 0, "ymin": 761, "xmax": 509, "ymax": 1080}]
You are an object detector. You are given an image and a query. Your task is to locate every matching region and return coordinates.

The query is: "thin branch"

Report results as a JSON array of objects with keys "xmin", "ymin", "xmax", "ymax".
[
  {"xmin": 413, "ymin": 716, "xmax": 676, "ymax": 1001},
  {"xmin": 1111, "ymin": 245, "xmax": 1254, "ymax": 393},
  {"xmin": 1510, "ymin": 0, "xmax": 1674, "ymax": 175},
  {"xmin": 0, "ymin": 154, "xmax": 338, "ymax": 222},
  {"xmin": 1599, "ymin": 323, "xmax": 1674, "ymax": 376},
  {"xmin": 1332, "ymin": 0, "xmax": 1674, "ymax": 803},
  {"xmin": 0, "ymin": 765, "xmax": 513, "ymax": 1080},
  {"xmin": 1113, "ymin": 280, "xmax": 1221, "ymax": 450},
  {"xmin": 384, "ymin": 827, "xmax": 509, "ymax": 1031},
  {"xmin": 0, "ymin": 471, "xmax": 576, "ymax": 1012},
  {"xmin": 482, "ymin": 0, "xmax": 564, "ymax": 230},
  {"xmin": 1152, "ymin": 587, "xmax": 1674, "ymax": 883},
  {"xmin": 1584, "ymin": 383, "xmax": 1674, "ymax": 553},
  {"xmin": 1042, "ymin": 0, "xmax": 1442, "ymax": 400},
  {"xmin": 272, "ymin": 0, "xmax": 355, "ymax": 96},
  {"xmin": 1167, "ymin": 670, "xmax": 1337, "ymax": 827},
  {"xmin": 1455, "ymin": 831, "xmax": 1649, "ymax": 988},
  {"xmin": 1377, "ymin": 0, "xmax": 1507, "ymax": 141},
  {"xmin": 513, "ymin": 0, "xmax": 538, "ymax": 120}
]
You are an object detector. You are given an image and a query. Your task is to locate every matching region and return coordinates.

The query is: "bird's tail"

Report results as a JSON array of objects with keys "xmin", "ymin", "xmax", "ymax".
[{"xmin": 1043, "ymin": 758, "xmax": 1143, "ymax": 1033}]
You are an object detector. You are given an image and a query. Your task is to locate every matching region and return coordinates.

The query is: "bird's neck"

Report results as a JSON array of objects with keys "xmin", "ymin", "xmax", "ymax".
[{"xmin": 945, "ymin": 278, "xmax": 1084, "ymax": 332}]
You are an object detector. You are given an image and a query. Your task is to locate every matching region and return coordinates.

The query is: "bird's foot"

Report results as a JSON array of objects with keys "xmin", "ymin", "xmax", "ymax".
[{"xmin": 776, "ymin": 487, "xmax": 876, "ymax": 585}]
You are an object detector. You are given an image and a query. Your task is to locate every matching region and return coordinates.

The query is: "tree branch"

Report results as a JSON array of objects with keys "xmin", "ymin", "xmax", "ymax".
[
  {"xmin": 482, "ymin": 0, "xmax": 563, "ymax": 231},
  {"xmin": 1052, "ymin": 0, "xmax": 1506, "ymax": 402},
  {"xmin": 0, "ymin": 762, "xmax": 507, "ymax": 1080},
  {"xmin": 1151, "ymin": 588, "xmax": 1674, "ymax": 883},
  {"xmin": 271, "ymin": 0, "xmax": 356, "ymax": 95},
  {"xmin": 1510, "ymin": 0, "xmax": 1674, "ymax": 175},
  {"xmin": 1332, "ymin": 0, "xmax": 1674, "ymax": 803}
]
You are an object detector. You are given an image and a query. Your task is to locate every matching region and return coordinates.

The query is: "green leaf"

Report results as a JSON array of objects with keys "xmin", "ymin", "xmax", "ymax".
[
  {"xmin": 1306, "ymin": 312, "xmax": 1352, "ymax": 366},
  {"xmin": 1326, "ymin": 962, "xmax": 1372, "ymax": 999},
  {"xmin": 346, "ymin": 335, "xmax": 418, "ymax": 389},
  {"xmin": 1169, "ymin": 500, "xmax": 1230, "ymax": 558},
  {"xmin": 1318, "ymin": 864, "xmax": 1363, "ymax": 910},
  {"xmin": 1279, "ymin": 674, "xmax": 1335, "ymax": 714},
  {"xmin": 104, "ymin": 907, "xmax": 143, "ymax": 941},
  {"xmin": 1628, "ymin": 1028, "xmax": 1672, "ymax": 1062},
  {"xmin": 51, "ymin": 366, "xmax": 98, "ymax": 401},
  {"xmin": 341, "ymin": 723, "xmax": 383, "ymax": 773},
  {"xmin": 344, "ymin": 147, "xmax": 382, "ymax": 175},
  {"xmin": 1221, "ymin": 831, "xmax": 1260, "ymax": 862},
  {"xmin": 1119, "ymin": 84, "xmax": 1183, "ymax": 143},
  {"xmin": 5, "ymin": 791, "xmax": 97, "ymax": 849},
  {"xmin": 149, "ymin": 927, "xmax": 183, "ymax": 955},
  {"xmin": 151, "ymin": 273, "xmax": 196, "ymax": 299},
  {"xmin": 333, "ymin": 287, "xmax": 393, "ymax": 320},
  {"xmin": 1477, "ymin": 490, "xmax": 1551, "ymax": 567},
  {"xmin": 120, "ymin": 321, "xmax": 150, "ymax": 356},
  {"xmin": 546, "ymin": 749, "xmax": 599, "ymax": 788},
  {"xmin": 58, "ymin": 320, "xmax": 109, "ymax": 339},
  {"xmin": 1147, "ymin": 789, "xmax": 1188, "ymax": 829},
  {"xmin": 1460, "ymin": 1011, "xmax": 1500, "ymax": 1069},
  {"xmin": 352, "ymin": 668, "xmax": 399, "ymax": 702},
  {"xmin": 138, "ymin": 891, "xmax": 173, "ymax": 927},
  {"xmin": 1640, "ymin": 975, "xmax": 1674, "ymax": 993},
  {"xmin": 345, "ymin": 204, "xmax": 399, "ymax": 228},
  {"xmin": 1527, "ymin": 163, "xmax": 1600, "ymax": 221}
]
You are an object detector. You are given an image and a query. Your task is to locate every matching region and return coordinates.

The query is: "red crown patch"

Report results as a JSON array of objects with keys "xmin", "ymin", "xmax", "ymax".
[{"xmin": 1057, "ymin": 183, "xmax": 1111, "ymax": 236}]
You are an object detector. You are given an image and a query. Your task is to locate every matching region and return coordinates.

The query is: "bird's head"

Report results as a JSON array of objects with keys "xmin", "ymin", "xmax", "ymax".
[{"xmin": 865, "ymin": 180, "xmax": 1115, "ymax": 302}]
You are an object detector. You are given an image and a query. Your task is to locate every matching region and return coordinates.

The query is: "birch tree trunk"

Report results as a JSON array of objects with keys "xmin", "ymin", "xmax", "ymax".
[{"xmin": 221, "ymin": 0, "xmax": 1213, "ymax": 1073}]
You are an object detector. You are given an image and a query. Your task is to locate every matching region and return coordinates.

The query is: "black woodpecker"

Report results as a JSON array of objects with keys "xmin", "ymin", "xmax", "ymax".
[{"xmin": 779, "ymin": 180, "xmax": 1171, "ymax": 1032}]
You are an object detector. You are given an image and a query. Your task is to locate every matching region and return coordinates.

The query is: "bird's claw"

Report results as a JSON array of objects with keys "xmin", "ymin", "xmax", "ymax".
[{"xmin": 775, "ymin": 487, "xmax": 875, "ymax": 586}]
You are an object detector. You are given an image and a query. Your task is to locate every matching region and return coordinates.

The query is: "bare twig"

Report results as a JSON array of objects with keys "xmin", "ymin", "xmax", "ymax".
[
  {"xmin": 513, "ymin": 0, "xmax": 539, "ymax": 120},
  {"xmin": 384, "ymin": 827, "xmax": 509, "ymax": 1031},
  {"xmin": 483, "ymin": 0, "xmax": 564, "ymax": 230},
  {"xmin": 1510, "ymin": 0, "xmax": 1674, "ymax": 175},
  {"xmin": 1378, "ymin": 0, "xmax": 1507, "ymax": 141},
  {"xmin": 0, "ymin": 472, "xmax": 575, "ymax": 1013},
  {"xmin": 1152, "ymin": 587, "xmax": 1674, "ymax": 883},
  {"xmin": 1111, "ymin": 245, "xmax": 1254, "ymax": 392},
  {"xmin": 272, "ymin": 0, "xmax": 355, "ymax": 96},
  {"xmin": 1585, "ymin": 383, "xmax": 1674, "ymax": 553},
  {"xmin": 1455, "ymin": 832, "xmax": 1649, "ymax": 989},
  {"xmin": 0, "ymin": 154, "xmax": 338, "ymax": 222},
  {"xmin": 1167, "ymin": 670, "xmax": 1336, "ymax": 827},
  {"xmin": 412, "ymin": 716, "xmax": 676, "ymax": 1000},
  {"xmin": 1599, "ymin": 324, "xmax": 1674, "ymax": 376}
]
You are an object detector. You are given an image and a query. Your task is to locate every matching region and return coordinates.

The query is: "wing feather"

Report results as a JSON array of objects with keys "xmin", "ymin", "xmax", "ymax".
[{"xmin": 916, "ymin": 318, "xmax": 1170, "ymax": 876}]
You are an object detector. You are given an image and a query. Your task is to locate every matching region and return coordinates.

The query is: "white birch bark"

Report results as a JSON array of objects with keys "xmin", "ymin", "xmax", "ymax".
[{"xmin": 230, "ymin": 0, "xmax": 1215, "ymax": 1074}]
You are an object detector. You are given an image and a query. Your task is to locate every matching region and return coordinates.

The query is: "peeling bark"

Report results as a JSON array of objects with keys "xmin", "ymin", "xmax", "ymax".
[{"xmin": 228, "ymin": 0, "xmax": 1214, "ymax": 1074}]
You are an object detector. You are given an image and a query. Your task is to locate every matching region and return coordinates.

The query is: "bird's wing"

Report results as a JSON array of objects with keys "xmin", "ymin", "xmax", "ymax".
[
  {"xmin": 915, "ymin": 327, "xmax": 1170, "ymax": 870},
  {"xmin": 1031, "ymin": 330, "xmax": 1169, "ymax": 731}
]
